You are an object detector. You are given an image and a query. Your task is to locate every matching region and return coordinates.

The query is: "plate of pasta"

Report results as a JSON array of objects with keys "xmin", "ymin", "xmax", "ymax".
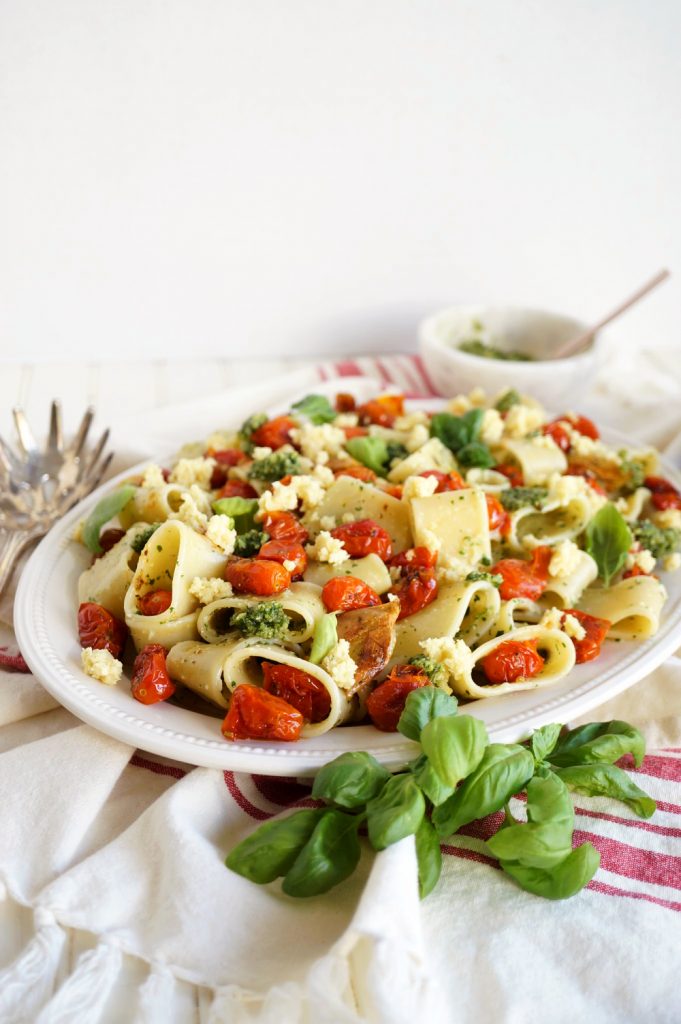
[{"xmin": 14, "ymin": 380, "xmax": 681, "ymax": 775}]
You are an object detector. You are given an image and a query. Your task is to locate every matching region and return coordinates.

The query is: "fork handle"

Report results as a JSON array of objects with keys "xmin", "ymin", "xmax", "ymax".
[{"xmin": 0, "ymin": 529, "xmax": 36, "ymax": 597}]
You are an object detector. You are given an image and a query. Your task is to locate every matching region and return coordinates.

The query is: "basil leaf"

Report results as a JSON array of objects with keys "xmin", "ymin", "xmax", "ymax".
[
  {"xmin": 309, "ymin": 613, "xmax": 338, "ymax": 665},
  {"xmin": 456, "ymin": 441, "xmax": 495, "ymax": 469},
  {"xmin": 291, "ymin": 393, "xmax": 336, "ymax": 425},
  {"xmin": 585, "ymin": 503, "xmax": 632, "ymax": 587},
  {"xmin": 82, "ymin": 485, "xmax": 137, "ymax": 553},
  {"xmin": 413, "ymin": 759, "xmax": 455, "ymax": 806},
  {"xmin": 345, "ymin": 436, "xmax": 389, "ymax": 476},
  {"xmin": 420, "ymin": 715, "xmax": 488, "ymax": 788},
  {"xmin": 555, "ymin": 763, "xmax": 656, "ymax": 818},
  {"xmin": 397, "ymin": 687, "xmax": 458, "ymax": 743},
  {"xmin": 414, "ymin": 818, "xmax": 442, "ymax": 899},
  {"xmin": 486, "ymin": 772, "xmax": 574, "ymax": 869},
  {"xmin": 212, "ymin": 496, "xmax": 259, "ymax": 533},
  {"xmin": 501, "ymin": 841, "xmax": 600, "ymax": 900},
  {"xmin": 367, "ymin": 775, "xmax": 426, "ymax": 850},
  {"xmin": 495, "ymin": 388, "xmax": 521, "ymax": 412},
  {"xmin": 433, "ymin": 744, "xmax": 534, "ymax": 838},
  {"xmin": 549, "ymin": 720, "xmax": 646, "ymax": 769},
  {"xmin": 282, "ymin": 809, "xmax": 361, "ymax": 897},
  {"xmin": 429, "ymin": 409, "xmax": 484, "ymax": 453},
  {"xmin": 312, "ymin": 751, "xmax": 391, "ymax": 809},
  {"xmin": 531, "ymin": 723, "xmax": 563, "ymax": 764},
  {"xmin": 225, "ymin": 808, "xmax": 324, "ymax": 883}
]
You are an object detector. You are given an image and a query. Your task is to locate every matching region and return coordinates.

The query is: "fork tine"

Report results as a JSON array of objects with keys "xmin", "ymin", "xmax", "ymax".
[
  {"xmin": 85, "ymin": 428, "xmax": 110, "ymax": 475},
  {"xmin": 91, "ymin": 450, "xmax": 114, "ymax": 489},
  {"xmin": 12, "ymin": 408, "xmax": 37, "ymax": 458},
  {"xmin": 69, "ymin": 406, "xmax": 94, "ymax": 457},
  {"xmin": 0, "ymin": 434, "xmax": 14, "ymax": 475},
  {"xmin": 47, "ymin": 400, "xmax": 63, "ymax": 453}
]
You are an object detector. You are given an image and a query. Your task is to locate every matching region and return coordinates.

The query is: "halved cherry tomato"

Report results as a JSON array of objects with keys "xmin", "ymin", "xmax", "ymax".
[
  {"xmin": 131, "ymin": 644, "xmax": 176, "ymax": 704},
  {"xmin": 643, "ymin": 476, "xmax": 681, "ymax": 511},
  {"xmin": 257, "ymin": 539, "xmax": 307, "ymax": 577},
  {"xmin": 97, "ymin": 528, "xmax": 126, "ymax": 556},
  {"xmin": 78, "ymin": 602, "xmax": 127, "ymax": 658},
  {"xmin": 622, "ymin": 565, "xmax": 656, "ymax": 580},
  {"xmin": 420, "ymin": 469, "xmax": 467, "ymax": 492},
  {"xmin": 343, "ymin": 426, "xmax": 369, "ymax": 439},
  {"xmin": 491, "ymin": 546, "xmax": 552, "ymax": 601},
  {"xmin": 260, "ymin": 511, "xmax": 309, "ymax": 545},
  {"xmin": 566, "ymin": 462, "xmax": 608, "ymax": 496},
  {"xmin": 321, "ymin": 576, "xmax": 381, "ymax": 612},
  {"xmin": 391, "ymin": 569, "xmax": 438, "ymax": 620},
  {"xmin": 222, "ymin": 683, "xmax": 303, "ymax": 741},
  {"xmin": 486, "ymin": 494, "xmax": 511, "ymax": 536},
  {"xmin": 138, "ymin": 590, "xmax": 173, "ymax": 616},
  {"xmin": 357, "ymin": 394, "xmax": 404, "ymax": 427},
  {"xmin": 480, "ymin": 639, "xmax": 544, "ymax": 684},
  {"xmin": 250, "ymin": 415, "xmax": 296, "ymax": 451},
  {"xmin": 225, "ymin": 558, "xmax": 292, "ymax": 595},
  {"xmin": 366, "ymin": 666, "xmax": 431, "ymax": 731},
  {"xmin": 261, "ymin": 662, "xmax": 331, "ymax": 723},
  {"xmin": 336, "ymin": 392, "xmax": 356, "ymax": 413},
  {"xmin": 566, "ymin": 413, "xmax": 599, "ymax": 440},
  {"xmin": 217, "ymin": 479, "xmax": 258, "ymax": 500},
  {"xmin": 334, "ymin": 463, "xmax": 377, "ymax": 482},
  {"xmin": 494, "ymin": 463, "xmax": 524, "ymax": 487},
  {"xmin": 389, "ymin": 546, "xmax": 437, "ymax": 571},
  {"xmin": 562, "ymin": 609, "xmax": 611, "ymax": 663},
  {"xmin": 542, "ymin": 420, "xmax": 571, "ymax": 452},
  {"xmin": 382, "ymin": 484, "xmax": 403, "ymax": 499},
  {"xmin": 206, "ymin": 447, "xmax": 244, "ymax": 466},
  {"xmin": 331, "ymin": 519, "xmax": 392, "ymax": 560}
]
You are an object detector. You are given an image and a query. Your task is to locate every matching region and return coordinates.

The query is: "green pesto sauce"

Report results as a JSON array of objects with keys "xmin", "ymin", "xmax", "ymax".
[{"xmin": 458, "ymin": 339, "xmax": 534, "ymax": 362}]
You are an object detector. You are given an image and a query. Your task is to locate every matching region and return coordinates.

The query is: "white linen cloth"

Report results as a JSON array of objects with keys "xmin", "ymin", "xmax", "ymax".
[{"xmin": 0, "ymin": 354, "xmax": 680, "ymax": 1023}]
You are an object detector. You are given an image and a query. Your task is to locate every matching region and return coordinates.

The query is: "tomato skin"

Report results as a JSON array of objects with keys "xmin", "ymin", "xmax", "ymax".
[
  {"xmin": 343, "ymin": 426, "xmax": 369, "ymax": 439},
  {"xmin": 250, "ymin": 415, "xmax": 296, "ymax": 451},
  {"xmin": 97, "ymin": 528, "xmax": 126, "ymax": 556},
  {"xmin": 261, "ymin": 662, "xmax": 331, "ymax": 723},
  {"xmin": 257, "ymin": 539, "xmax": 307, "ymax": 578},
  {"xmin": 138, "ymin": 589, "xmax": 173, "ymax": 616},
  {"xmin": 652, "ymin": 491, "xmax": 681, "ymax": 511},
  {"xmin": 494, "ymin": 463, "xmax": 524, "ymax": 487},
  {"xmin": 206, "ymin": 447, "xmax": 244, "ymax": 467},
  {"xmin": 78, "ymin": 602, "xmax": 127, "ymax": 658},
  {"xmin": 336, "ymin": 392, "xmax": 356, "ymax": 413},
  {"xmin": 131, "ymin": 644, "xmax": 176, "ymax": 704},
  {"xmin": 389, "ymin": 546, "xmax": 437, "ymax": 571},
  {"xmin": 225, "ymin": 558, "xmax": 292, "ymax": 595},
  {"xmin": 216, "ymin": 479, "xmax": 258, "ymax": 500},
  {"xmin": 366, "ymin": 667, "xmax": 431, "ymax": 731},
  {"xmin": 321, "ymin": 576, "xmax": 381, "ymax": 612},
  {"xmin": 542, "ymin": 421, "xmax": 572, "ymax": 452},
  {"xmin": 622, "ymin": 565, "xmax": 656, "ymax": 580},
  {"xmin": 566, "ymin": 462, "xmax": 608, "ymax": 496},
  {"xmin": 644, "ymin": 476, "xmax": 677, "ymax": 495},
  {"xmin": 480, "ymin": 640, "xmax": 544, "ymax": 685},
  {"xmin": 357, "ymin": 394, "xmax": 404, "ymax": 427},
  {"xmin": 563, "ymin": 609, "xmax": 611, "ymax": 663},
  {"xmin": 567, "ymin": 413, "xmax": 599, "ymax": 440},
  {"xmin": 331, "ymin": 519, "xmax": 392, "ymax": 560},
  {"xmin": 382, "ymin": 484, "xmax": 403, "ymax": 499},
  {"xmin": 491, "ymin": 546, "xmax": 552, "ymax": 601},
  {"xmin": 391, "ymin": 569, "xmax": 438, "ymax": 620},
  {"xmin": 260, "ymin": 511, "xmax": 309, "ymax": 545},
  {"xmin": 222, "ymin": 683, "xmax": 303, "ymax": 741},
  {"xmin": 486, "ymin": 494, "xmax": 511, "ymax": 536},
  {"xmin": 420, "ymin": 469, "xmax": 467, "ymax": 492},
  {"xmin": 335, "ymin": 463, "xmax": 377, "ymax": 482}
]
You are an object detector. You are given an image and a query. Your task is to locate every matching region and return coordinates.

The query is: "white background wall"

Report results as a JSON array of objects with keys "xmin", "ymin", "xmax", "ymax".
[{"xmin": 1, "ymin": 0, "xmax": 679, "ymax": 364}]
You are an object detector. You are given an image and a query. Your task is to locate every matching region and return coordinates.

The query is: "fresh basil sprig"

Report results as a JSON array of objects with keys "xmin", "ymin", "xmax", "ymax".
[
  {"xmin": 429, "ymin": 409, "xmax": 495, "ymax": 468},
  {"xmin": 585, "ymin": 503, "xmax": 632, "ymax": 586},
  {"xmin": 81, "ymin": 485, "xmax": 137, "ymax": 553},
  {"xmin": 291, "ymin": 394, "xmax": 337, "ymax": 425},
  {"xmin": 344, "ymin": 436, "xmax": 390, "ymax": 476}
]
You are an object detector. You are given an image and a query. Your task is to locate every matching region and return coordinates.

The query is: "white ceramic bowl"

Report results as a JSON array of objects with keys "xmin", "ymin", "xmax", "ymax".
[{"xmin": 419, "ymin": 305, "xmax": 605, "ymax": 406}]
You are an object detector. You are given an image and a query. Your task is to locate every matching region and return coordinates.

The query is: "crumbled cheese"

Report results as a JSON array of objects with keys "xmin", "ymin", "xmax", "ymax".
[
  {"xmin": 664, "ymin": 552, "xmax": 681, "ymax": 572},
  {"xmin": 447, "ymin": 395, "xmax": 473, "ymax": 416},
  {"xmin": 403, "ymin": 423, "xmax": 430, "ymax": 453},
  {"xmin": 549, "ymin": 539, "xmax": 582, "ymax": 579},
  {"xmin": 312, "ymin": 464, "xmax": 335, "ymax": 486},
  {"xmin": 142, "ymin": 463, "xmax": 166, "ymax": 488},
  {"xmin": 81, "ymin": 647, "xmax": 123, "ymax": 686},
  {"xmin": 169, "ymin": 457, "xmax": 215, "ymax": 490},
  {"xmin": 394, "ymin": 411, "xmax": 429, "ymax": 431},
  {"xmin": 258, "ymin": 472, "xmax": 331, "ymax": 516},
  {"xmin": 251, "ymin": 446, "xmax": 273, "ymax": 461},
  {"xmin": 563, "ymin": 613, "xmax": 586, "ymax": 641},
  {"xmin": 306, "ymin": 531, "xmax": 349, "ymax": 565},
  {"xmin": 503, "ymin": 403, "xmax": 545, "ymax": 438},
  {"xmin": 322, "ymin": 639, "xmax": 357, "ymax": 690},
  {"xmin": 319, "ymin": 515, "xmax": 337, "ymax": 531},
  {"xmin": 206, "ymin": 514, "xmax": 237, "ymax": 555},
  {"xmin": 546, "ymin": 472, "xmax": 607, "ymax": 514},
  {"xmin": 402, "ymin": 474, "xmax": 439, "ymax": 501},
  {"xmin": 258, "ymin": 481, "xmax": 299, "ymax": 515},
  {"xmin": 530, "ymin": 434, "xmax": 561, "ymax": 453},
  {"xmin": 289, "ymin": 423, "xmax": 346, "ymax": 464},
  {"xmin": 169, "ymin": 494, "xmax": 209, "ymax": 532},
  {"xmin": 469, "ymin": 387, "xmax": 487, "ymax": 405},
  {"xmin": 334, "ymin": 413, "xmax": 359, "ymax": 428},
  {"xmin": 283, "ymin": 559, "xmax": 297, "ymax": 573},
  {"xmin": 539, "ymin": 607, "xmax": 563, "ymax": 631},
  {"xmin": 540, "ymin": 607, "xmax": 586, "ymax": 641},
  {"xmin": 341, "ymin": 512, "xmax": 357, "ymax": 524},
  {"xmin": 480, "ymin": 409, "xmax": 504, "ymax": 445},
  {"xmin": 653, "ymin": 509, "xmax": 681, "ymax": 530},
  {"xmin": 419, "ymin": 636, "xmax": 473, "ymax": 690},
  {"xmin": 189, "ymin": 576, "xmax": 234, "ymax": 604},
  {"xmin": 568, "ymin": 432, "xmax": 619, "ymax": 464},
  {"xmin": 625, "ymin": 548, "xmax": 656, "ymax": 574},
  {"xmin": 389, "ymin": 564, "xmax": 404, "ymax": 584},
  {"xmin": 205, "ymin": 430, "xmax": 239, "ymax": 451}
]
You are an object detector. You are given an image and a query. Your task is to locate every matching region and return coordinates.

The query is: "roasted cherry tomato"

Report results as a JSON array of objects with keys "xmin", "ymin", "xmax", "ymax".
[
  {"xmin": 357, "ymin": 394, "xmax": 404, "ymax": 427},
  {"xmin": 206, "ymin": 447, "xmax": 244, "ymax": 466},
  {"xmin": 486, "ymin": 494, "xmax": 511, "ymax": 536},
  {"xmin": 225, "ymin": 558, "xmax": 292, "ymax": 595},
  {"xmin": 261, "ymin": 662, "xmax": 331, "ymax": 723},
  {"xmin": 644, "ymin": 475, "xmax": 677, "ymax": 495},
  {"xmin": 343, "ymin": 426, "xmax": 369, "ymax": 439},
  {"xmin": 78, "ymin": 602, "xmax": 127, "ymax": 658},
  {"xmin": 260, "ymin": 510, "xmax": 309, "ymax": 545},
  {"xmin": 622, "ymin": 565, "xmax": 657, "ymax": 580},
  {"xmin": 216, "ymin": 479, "xmax": 258, "ymax": 500},
  {"xmin": 334, "ymin": 463, "xmax": 377, "ymax": 482},
  {"xmin": 250, "ymin": 415, "xmax": 296, "ymax": 451},
  {"xmin": 491, "ymin": 546, "xmax": 552, "ymax": 601},
  {"xmin": 566, "ymin": 462, "xmax": 608, "ymax": 496},
  {"xmin": 382, "ymin": 484, "xmax": 403, "ymax": 499},
  {"xmin": 131, "ymin": 644, "xmax": 176, "ymax": 704},
  {"xmin": 222, "ymin": 683, "xmax": 303, "ymax": 741},
  {"xmin": 366, "ymin": 666, "xmax": 431, "ymax": 732},
  {"xmin": 542, "ymin": 420, "xmax": 572, "ymax": 452},
  {"xmin": 562, "ymin": 609, "xmax": 611, "ymax": 663},
  {"xmin": 480, "ymin": 639, "xmax": 544, "ymax": 684},
  {"xmin": 330, "ymin": 519, "xmax": 392, "ymax": 560},
  {"xmin": 336, "ymin": 392, "xmax": 356, "ymax": 412},
  {"xmin": 494, "ymin": 463, "xmax": 524, "ymax": 487},
  {"xmin": 257, "ymin": 539, "xmax": 307, "ymax": 578},
  {"xmin": 321, "ymin": 576, "xmax": 381, "ymax": 612},
  {"xmin": 643, "ymin": 476, "xmax": 681, "ymax": 511},
  {"xmin": 389, "ymin": 546, "xmax": 437, "ymax": 571},
  {"xmin": 566, "ymin": 413, "xmax": 599, "ymax": 440},
  {"xmin": 391, "ymin": 569, "xmax": 438, "ymax": 620},
  {"xmin": 97, "ymin": 528, "xmax": 126, "ymax": 555},
  {"xmin": 420, "ymin": 469, "xmax": 467, "ymax": 492},
  {"xmin": 138, "ymin": 589, "xmax": 173, "ymax": 616}
]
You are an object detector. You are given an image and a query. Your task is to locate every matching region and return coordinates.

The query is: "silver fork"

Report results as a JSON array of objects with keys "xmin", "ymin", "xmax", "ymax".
[{"xmin": 0, "ymin": 401, "xmax": 113, "ymax": 595}]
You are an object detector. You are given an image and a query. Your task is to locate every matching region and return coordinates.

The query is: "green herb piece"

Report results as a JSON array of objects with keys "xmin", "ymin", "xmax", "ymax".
[
  {"xmin": 407, "ymin": 655, "xmax": 450, "ymax": 690},
  {"xmin": 234, "ymin": 529, "xmax": 269, "ymax": 556},
  {"xmin": 432, "ymin": 744, "xmax": 534, "ymax": 838},
  {"xmin": 226, "ymin": 808, "xmax": 324, "ymax": 883},
  {"xmin": 632, "ymin": 519, "xmax": 681, "ymax": 560},
  {"xmin": 345, "ymin": 436, "xmax": 389, "ymax": 476},
  {"xmin": 366, "ymin": 774, "xmax": 426, "ymax": 850},
  {"xmin": 465, "ymin": 570, "xmax": 503, "ymax": 587},
  {"xmin": 130, "ymin": 523, "xmax": 160, "ymax": 554},
  {"xmin": 414, "ymin": 818, "xmax": 443, "ymax": 899},
  {"xmin": 82, "ymin": 485, "xmax": 137, "ymax": 554},
  {"xmin": 309, "ymin": 613, "xmax": 338, "ymax": 665},
  {"xmin": 312, "ymin": 751, "xmax": 391, "ymax": 809},
  {"xmin": 238, "ymin": 412, "xmax": 268, "ymax": 453},
  {"xmin": 495, "ymin": 388, "xmax": 522, "ymax": 412},
  {"xmin": 617, "ymin": 454, "xmax": 646, "ymax": 493},
  {"xmin": 232, "ymin": 601, "xmax": 289, "ymax": 640},
  {"xmin": 457, "ymin": 441, "xmax": 495, "ymax": 469},
  {"xmin": 430, "ymin": 409, "xmax": 483, "ymax": 453},
  {"xmin": 420, "ymin": 715, "xmax": 488, "ymax": 788},
  {"xmin": 555, "ymin": 763, "xmax": 655, "ymax": 818},
  {"xmin": 459, "ymin": 340, "xmax": 534, "ymax": 362},
  {"xmin": 530, "ymin": 723, "xmax": 563, "ymax": 765},
  {"xmin": 501, "ymin": 842, "xmax": 600, "ymax": 900},
  {"xmin": 486, "ymin": 771, "xmax": 574, "ymax": 870},
  {"xmin": 291, "ymin": 394, "xmax": 336, "ymax": 425},
  {"xmin": 248, "ymin": 450, "xmax": 302, "ymax": 482},
  {"xmin": 412, "ymin": 757, "xmax": 455, "ymax": 806},
  {"xmin": 212, "ymin": 496, "xmax": 260, "ymax": 533},
  {"xmin": 499, "ymin": 487, "xmax": 548, "ymax": 512},
  {"xmin": 548, "ymin": 720, "xmax": 645, "ymax": 769},
  {"xmin": 585, "ymin": 503, "xmax": 632, "ymax": 586},
  {"xmin": 386, "ymin": 441, "xmax": 409, "ymax": 465},
  {"xmin": 397, "ymin": 686, "xmax": 457, "ymax": 743},
  {"xmin": 282, "ymin": 809, "xmax": 361, "ymax": 897}
]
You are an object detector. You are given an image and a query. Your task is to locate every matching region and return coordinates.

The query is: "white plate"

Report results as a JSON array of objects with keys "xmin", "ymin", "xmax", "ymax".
[{"xmin": 14, "ymin": 382, "xmax": 681, "ymax": 776}]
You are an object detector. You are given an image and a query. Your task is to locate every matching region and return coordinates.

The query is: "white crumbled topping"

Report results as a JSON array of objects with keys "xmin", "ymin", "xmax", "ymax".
[
  {"xmin": 546, "ymin": 472, "xmax": 607, "ymax": 513},
  {"xmin": 251, "ymin": 446, "xmax": 273, "ymax": 461},
  {"xmin": 664, "ymin": 552, "xmax": 681, "ymax": 572},
  {"xmin": 418, "ymin": 528, "xmax": 443, "ymax": 557},
  {"xmin": 447, "ymin": 395, "xmax": 473, "ymax": 416},
  {"xmin": 403, "ymin": 423, "xmax": 430, "ymax": 453},
  {"xmin": 205, "ymin": 430, "xmax": 239, "ymax": 451},
  {"xmin": 563, "ymin": 613, "xmax": 587, "ymax": 641},
  {"xmin": 625, "ymin": 548, "xmax": 656, "ymax": 574},
  {"xmin": 334, "ymin": 412, "xmax": 359, "ymax": 428},
  {"xmin": 289, "ymin": 422, "xmax": 346, "ymax": 464},
  {"xmin": 480, "ymin": 409, "xmax": 504, "ymax": 445},
  {"xmin": 319, "ymin": 515, "xmax": 337, "ymax": 531},
  {"xmin": 341, "ymin": 511, "xmax": 357, "ymax": 524},
  {"xmin": 206, "ymin": 514, "xmax": 237, "ymax": 555},
  {"xmin": 394, "ymin": 411, "xmax": 429, "ymax": 431},
  {"xmin": 169, "ymin": 456, "xmax": 216, "ymax": 490},
  {"xmin": 549, "ymin": 539, "xmax": 582, "ymax": 579},
  {"xmin": 503, "ymin": 403, "xmax": 545, "ymax": 438},
  {"xmin": 257, "ymin": 481, "xmax": 298, "ymax": 515},
  {"xmin": 81, "ymin": 647, "xmax": 123, "ymax": 686},
  {"xmin": 306, "ymin": 531, "xmax": 349, "ymax": 565},
  {"xmin": 436, "ymin": 553, "xmax": 472, "ymax": 581},
  {"xmin": 389, "ymin": 564, "xmax": 404, "ymax": 584},
  {"xmin": 469, "ymin": 387, "xmax": 487, "ymax": 405},
  {"xmin": 322, "ymin": 639, "xmax": 357, "ymax": 690},
  {"xmin": 282, "ymin": 559, "xmax": 297, "ymax": 573},
  {"xmin": 540, "ymin": 607, "xmax": 586, "ymax": 641},
  {"xmin": 169, "ymin": 494, "xmax": 209, "ymax": 532},
  {"xmin": 530, "ymin": 434, "xmax": 562, "ymax": 453},
  {"xmin": 539, "ymin": 607, "xmax": 563, "ymax": 631},
  {"xmin": 189, "ymin": 576, "xmax": 234, "ymax": 603},
  {"xmin": 312, "ymin": 464, "xmax": 335, "ymax": 486},
  {"xmin": 568, "ymin": 432, "xmax": 619, "ymax": 464},
  {"xmin": 653, "ymin": 509, "xmax": 681, "ymax": 530},
  {"xmin": 258, "ymin": 470, "xmax": 332, "ymax": 517},
  {"xmin": 142, "ymin": 463, "xmax": 166, "ymax": 488},
  {"xmin": 419, "ymin": 637, "xmax": 473, "ymax": 689},
  {"xmin": 402, "ymin": 474, "xmax": 439, "ymax": 501}
]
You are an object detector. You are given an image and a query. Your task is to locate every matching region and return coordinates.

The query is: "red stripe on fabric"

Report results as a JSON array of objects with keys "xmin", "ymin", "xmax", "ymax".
[
  {"xmin": 251, "ymin": 774, "xmax": 312, "ymax": 806},
  {"xmin": 0, "ymin": 646, "xmax": 30, "ymax": 672},
  {"xmin": 655, "ymin": 799, "xmax": 681, "ymax": 815},
  {"xmin": 224, "ymin": 771, "xmax": 320, "ymax": 819},
  {"xmin": 587, "ymin": 879, "xmax": 681, "ymax": 913},
  {"xmin": 317, "ymin": 364, "xmax": 329, "ymax": 381},
  {"xmin": 412, "ymin": 354, "xmax": 440, "ymax": 396},
  {"xmin": 575, "ymin": 805, "xmax": 681, "ymax": 839},
  {"xmin": 334, "ymin": 360, "xmax": 364, "ymax": 377},
  {"xmin": 441, "ymin": 844, "xmax": 500, "ymax": 869},
  {"xmin": 457, "ymin": 810, "xmax": 505, "ymax": 842},
  {"xmin": 396, "ymin": 356, "xmax": 426, "ymax": 395},
  {"xmin": 129, "ymin": 753, "xmax": 187, "ymax": 780},
  {"xmin": 573, "ymin": 828, "xmax": 681, "ymax": 889},
  {"xmin": 369, "ymin": 359, "xmax": 391, "ymax": 385},
  {"xmin": 631, "ymin": 754, "xmax": 681, "ymax": 783}
]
